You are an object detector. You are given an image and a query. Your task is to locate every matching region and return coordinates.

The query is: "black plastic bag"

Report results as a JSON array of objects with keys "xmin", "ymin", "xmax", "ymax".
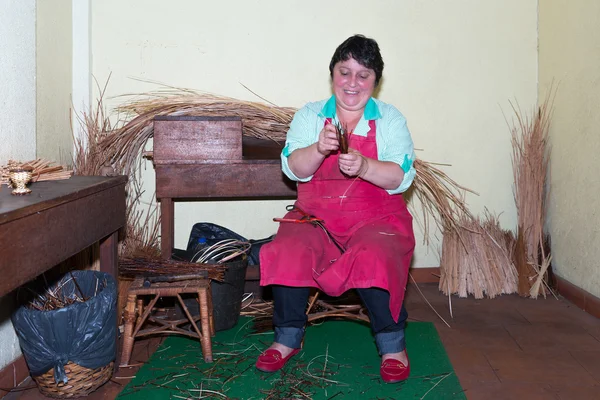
[
  {"xmin": 185, "ymin": 222, "xmax": 273, "ymax": 265},
  {"xmin": 11, "ymin": 270, "xmax": 117, "ymax": 384}
]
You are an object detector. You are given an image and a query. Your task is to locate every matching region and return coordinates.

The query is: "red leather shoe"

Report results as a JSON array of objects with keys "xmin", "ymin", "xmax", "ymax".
[
  {"xmin": 380, "ymin": 358, "xmax": 410, "ymax": 383},
  {"xmin": 255, "ymin": 348, "xmax": 300, "ymax": 372}
]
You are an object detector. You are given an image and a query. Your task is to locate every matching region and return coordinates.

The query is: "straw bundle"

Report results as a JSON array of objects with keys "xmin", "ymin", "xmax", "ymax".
[
  {"xmin": 439, "ymin": 213, "xmax": 518, "ymax": 299},
  {"xmin": 410, "ymin": 160, "xmax": 477, "ymax": 244},
  {"xmin": 104, "ymin": 90, "xmax": 296, "ymax": 176},
  {"xmin": 102, "ymin": 89, "xmax": 474, "ymax": 244},
  {"xmin": 509, "ymin": 94, "xmax": 553, "ymax": 298}
]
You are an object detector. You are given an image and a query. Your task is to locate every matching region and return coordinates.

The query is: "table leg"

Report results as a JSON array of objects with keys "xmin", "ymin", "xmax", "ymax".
[
  {"xmin": 99, "ymin": 230, "xmax": 120, "ymax": 370},
  {"xmin": 160, "ymin": 198, "xmax": 174, "ymax": 259}
]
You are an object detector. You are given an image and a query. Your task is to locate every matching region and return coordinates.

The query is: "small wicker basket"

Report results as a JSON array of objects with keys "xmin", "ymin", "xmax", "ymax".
[{"xmin": 33, "ymin": 361, "xmax": 113, "ymax": 398}]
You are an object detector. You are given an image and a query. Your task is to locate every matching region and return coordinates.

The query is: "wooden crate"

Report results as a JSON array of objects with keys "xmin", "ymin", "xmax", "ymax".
[{"xmin": 154, "ymin": 116, "xmax": 242, "ymax": 162}]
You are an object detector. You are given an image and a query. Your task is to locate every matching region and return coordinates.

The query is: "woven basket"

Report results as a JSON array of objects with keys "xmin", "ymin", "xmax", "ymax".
[{"xmin": 33, "ymin": 361, "xmax": 113, "ymax": 398}]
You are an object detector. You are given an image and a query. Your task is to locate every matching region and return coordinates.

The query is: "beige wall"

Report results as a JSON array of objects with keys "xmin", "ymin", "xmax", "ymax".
[
  {"xmin": 36, "ymin": 0, "xmax": 73, "ymax": 164},
  {"xmin": 0, "ymin": 0, "xmax": 36, "ymax": 371},
  {"xmin": 92, "ymin": 0, "xmax": 538, "ymax": 267},
  {"xmin": 539, "ymin": 1, "xmax": 600, "ymax": 298}
]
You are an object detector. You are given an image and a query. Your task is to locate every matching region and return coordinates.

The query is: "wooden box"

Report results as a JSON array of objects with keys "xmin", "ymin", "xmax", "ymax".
[{"xmin": 153, "ymin": 116, "xmax": 243, "ymax": 162}]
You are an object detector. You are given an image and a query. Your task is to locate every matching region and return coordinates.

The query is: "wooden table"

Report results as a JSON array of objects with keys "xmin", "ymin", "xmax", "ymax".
[
  {"xmin": 0, "ymin": 176, "xmax": 127, "ymax": 297},
  {"xmin": 153, "ymin": 116, "xmax": 297, "ymax": 274}
]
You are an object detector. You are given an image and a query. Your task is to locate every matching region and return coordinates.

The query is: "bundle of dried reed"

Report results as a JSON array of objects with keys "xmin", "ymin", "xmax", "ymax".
[
  {"xmin": 104, "ymin": 89, "xmax": 296, "ymax": 176},
  {"xmin": 103, "ymin": 89, "xmax": 474, "ymax": 244},
  {"xmin": 509, "ymin": 94, "xmax": 553, "ymax": 298},
  {"xmin": 119, "ymin": 257, "xmax": 226, "ymax": 281},
  {"xmin": 439, "ymin": 213, "xmax": 518, "ymax": 299},
  {"xmin": 411, "ymin": 159, "xmax": 477, "ymax": 244},
  {"xmin": 0, "ymin": 158, "xmax": 72, "ymax": 186}
]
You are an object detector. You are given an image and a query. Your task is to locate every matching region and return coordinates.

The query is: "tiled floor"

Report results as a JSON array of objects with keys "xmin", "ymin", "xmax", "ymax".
[{"xmin": 5, "ymin": 283, "xmax": 600, "ymax": 399}]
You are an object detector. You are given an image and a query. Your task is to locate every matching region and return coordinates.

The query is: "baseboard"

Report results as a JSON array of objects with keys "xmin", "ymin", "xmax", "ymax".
[
  {"xmin": 246, "ymin": 265, "xmax": 441, "ymax": 284},
  {"xmin": 555, "ymin": 275, "xmax": 600, "ymax": 319},
  {"xmin": 0, "ymin": 356, "xmax": 29, "ymax": 398},
  {"xmin": 409, "ymin": 267, "xmax": 441, "ymax": 283}
]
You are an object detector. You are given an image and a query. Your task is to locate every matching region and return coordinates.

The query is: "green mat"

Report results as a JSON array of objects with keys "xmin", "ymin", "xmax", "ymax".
[{"xmin": 118, "ymin": 318, "xmax": 464, "ymax": 399}]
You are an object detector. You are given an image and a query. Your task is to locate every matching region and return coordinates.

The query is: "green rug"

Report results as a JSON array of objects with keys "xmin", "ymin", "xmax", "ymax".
[{"xmin": 118, "ymin": 318, "xmax": 464, "ymax": 399}]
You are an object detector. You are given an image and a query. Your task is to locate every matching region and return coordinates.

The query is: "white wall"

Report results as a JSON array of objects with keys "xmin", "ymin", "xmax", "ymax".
[
  {"xmin": 36, "ymin": 0, "xmax": 73, "ymax": 164},
  {"xmin": 91, "ymin": 0, "xmax": 538, "ymax": 268},
  {"xmin": 539, "ymin": 0, "xmax": 600, "ymax": 298},
  {"xmin": 0, "ymin": 0, "xmax": 36, "ymax": 370}
]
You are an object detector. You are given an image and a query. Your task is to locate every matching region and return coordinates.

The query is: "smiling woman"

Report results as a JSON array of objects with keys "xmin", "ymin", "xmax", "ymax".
[{"xmin": 256, "ymin": 34, "xmax": 418, "ymax": 384}]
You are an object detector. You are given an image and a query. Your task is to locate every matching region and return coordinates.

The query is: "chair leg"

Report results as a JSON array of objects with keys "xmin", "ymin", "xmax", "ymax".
[
  {"xmin": 198, "ymin": 289, "xmax": 213, "ymax": 363},
  {"xmin": 120, "ymin": 294, "xmax": 137, "ymax": 366}
]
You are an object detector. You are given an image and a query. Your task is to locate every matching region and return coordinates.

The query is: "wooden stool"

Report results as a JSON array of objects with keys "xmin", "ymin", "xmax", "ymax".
[{"xmin": 119, "ymin": 277, "xmax": 215, "ymax": 366}]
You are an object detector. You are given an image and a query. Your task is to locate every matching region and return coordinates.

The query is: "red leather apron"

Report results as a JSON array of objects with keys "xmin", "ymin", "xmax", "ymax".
[{"xmin": 260, "ymin": 119, "xmax": 415, "ymax": 321}]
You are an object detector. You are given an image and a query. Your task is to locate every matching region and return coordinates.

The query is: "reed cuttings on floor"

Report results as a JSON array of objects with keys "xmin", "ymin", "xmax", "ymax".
[{"xmin": 509, "ymin": 92, "xmax": 555, "ymax": 298}]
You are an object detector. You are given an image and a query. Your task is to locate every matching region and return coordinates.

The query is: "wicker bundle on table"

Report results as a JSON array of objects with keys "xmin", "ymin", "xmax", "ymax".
[{"xmin": 33, "ymin": 361, "xmax": 113, "ymax": 398}]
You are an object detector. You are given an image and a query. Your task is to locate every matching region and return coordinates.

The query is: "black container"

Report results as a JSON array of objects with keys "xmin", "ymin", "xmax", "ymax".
[
  {"xmin": 210, "ymin": 256, "xmax": 248, "ymax": 331},
  {"xmin": 173, "ymin": 248, "xmax": 248, "ymax": 332}
]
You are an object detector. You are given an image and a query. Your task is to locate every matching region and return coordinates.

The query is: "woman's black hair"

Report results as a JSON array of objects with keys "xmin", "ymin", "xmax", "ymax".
[{"xmin": 329, "ymin": 34, "xmax": 384, "ymax": 85}]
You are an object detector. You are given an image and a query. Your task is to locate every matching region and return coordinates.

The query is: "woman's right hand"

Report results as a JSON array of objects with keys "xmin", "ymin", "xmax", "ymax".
[{"xmin": 316, "ymin": 122, "xmax": 340, "ymax": 156}]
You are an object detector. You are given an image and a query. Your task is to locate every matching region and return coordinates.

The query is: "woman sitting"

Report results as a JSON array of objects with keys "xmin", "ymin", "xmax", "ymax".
[{"xmin": 256, "ymin": 34, "xmax": 417, "ymax": 384}]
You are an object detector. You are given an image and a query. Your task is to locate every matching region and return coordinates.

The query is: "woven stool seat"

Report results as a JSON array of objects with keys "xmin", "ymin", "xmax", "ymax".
[{"xmin": 119, "ymin": 277, "xmax": 214, "ymax": 366}]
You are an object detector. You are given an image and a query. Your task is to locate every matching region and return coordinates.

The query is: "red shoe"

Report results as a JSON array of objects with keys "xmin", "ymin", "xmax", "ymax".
[
  {"xmin": 255, "ymin": 348, "xmax": 300, "ymax": 372},
  {"xmin": 380, "ymin": 358, "xmax": 410, "ymax": 383}
]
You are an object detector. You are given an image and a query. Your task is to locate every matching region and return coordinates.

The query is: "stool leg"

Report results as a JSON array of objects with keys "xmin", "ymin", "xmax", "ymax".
[
  {"xmin": 198, "ymin": 289, "xmax": 213, "ymax": 363},
  {"xmin": 135, "ymin": 298, "xmax": 144, "ymax": 327},
  {"xmin": 120, "ymin": 294, "xmax": 137, "ymax": 366},
  {"xmin": 207, "ymin": 286, "xmax": 215, "ymax": 336}
]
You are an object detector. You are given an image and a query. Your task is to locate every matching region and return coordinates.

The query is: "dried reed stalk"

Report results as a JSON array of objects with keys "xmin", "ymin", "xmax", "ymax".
[
  {"xmin": 119, "ymin": 257, "xmax": 226, "ymax": 281},
  {"xmin": 410, "ymin": 159, "xmax": 478, "ymax": 244},
  {"xmin": 105, "ymin": 89, "xmax": 296, "ymax": 176},
  {"xmin": 509, "ymin": 94, "xmax": 553, "ymax": 298},
  {"xmin": 440, "ymin": 213, "xmax": 518, "ymax": 299}
]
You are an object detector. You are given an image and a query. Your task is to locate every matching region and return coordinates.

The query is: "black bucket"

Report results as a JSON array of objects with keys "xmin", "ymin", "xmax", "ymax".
[
  {"xmin": 174, "ymin": 250, "xmax": 248, "ymax": 332},
  {"xmin": 210, "ymin": 256, "xmax": 248, "ymax": 331}
]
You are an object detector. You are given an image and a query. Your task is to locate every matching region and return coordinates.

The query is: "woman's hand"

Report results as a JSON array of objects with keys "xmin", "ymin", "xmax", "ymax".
[
  {"xmin": 317, "ymin": 122, "xmax": 340, "ymax": 156},
  {"xmin": 339, "ymin": 149, "xmax": 369, "ymax": 177}
]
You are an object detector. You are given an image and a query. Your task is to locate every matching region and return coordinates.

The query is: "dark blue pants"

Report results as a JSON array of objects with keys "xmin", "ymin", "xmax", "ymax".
[{"xmin": 272, "ymin": 285, "xmax": 408, "ymax": 354}]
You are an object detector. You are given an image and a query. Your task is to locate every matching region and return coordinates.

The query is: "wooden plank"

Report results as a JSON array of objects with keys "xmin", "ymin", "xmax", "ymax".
[
  {"xmin": 154, "ymin": 116, "xmax": 243, "ymax": 162},
  {"xmin": 155, "ymin": 163, "xmax": 297, "ymax": 199}
]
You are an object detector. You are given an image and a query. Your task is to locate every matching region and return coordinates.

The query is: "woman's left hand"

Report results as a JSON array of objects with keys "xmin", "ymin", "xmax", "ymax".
[{"xmin": 339, "ymin": 149, "xmax": 369, "ymax": 177}]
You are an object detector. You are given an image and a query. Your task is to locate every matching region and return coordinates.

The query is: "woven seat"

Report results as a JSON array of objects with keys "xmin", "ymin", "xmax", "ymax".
[{"xmin": 119, "ymin": 277, "xmax": 214, "ymax": 366}]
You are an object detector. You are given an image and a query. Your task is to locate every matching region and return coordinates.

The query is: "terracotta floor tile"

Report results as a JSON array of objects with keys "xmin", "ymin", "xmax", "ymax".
[
  {"xmin": 439, "ymin": 326, "xmax": 521, "ymax": 351},
  {"xmin": 586, "ymin": 326, "xmax": 600, "ymax": 342},
  {"xmin": 483, "ymin": 349, "xmax": 597, "ymax": 386},
  {"xmin": 569, "ymin": 351, "xmax": 600, "ymax": 383},
  {"xmin": 444, "ymin": 346, "xmax": 499, "ymax": 389},
  {"xmin": 449, "ymin": 305, "xmax": 530, "ymax": 327},
  {"xmin": 465, "ymin": 382, "xmax": 559, "ymax": 400},
  {"xmin": 505, "ymin": 324, "xmax": 600, "ymax": 352},
  {"xmin": 517, "ymin": 299, "xmax": 600, "ymax": 327},
  {"xmin": 551, "ymin": 384, "xmax": 600, "ymax": 400}
]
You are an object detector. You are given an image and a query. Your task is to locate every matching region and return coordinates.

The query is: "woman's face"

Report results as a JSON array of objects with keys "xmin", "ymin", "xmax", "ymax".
[{"xmin": 332, "ymin": 57, "xmax": 377, "ymax": 114}]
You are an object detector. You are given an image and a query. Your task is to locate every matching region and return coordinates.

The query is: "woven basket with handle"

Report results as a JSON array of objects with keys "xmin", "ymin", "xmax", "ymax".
[{"xmin": 33, "ymin": 361, "xmax": 113, "ymax": 398}]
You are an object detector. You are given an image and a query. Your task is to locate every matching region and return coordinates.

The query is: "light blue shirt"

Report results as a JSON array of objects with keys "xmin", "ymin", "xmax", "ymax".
[{"xmin": 281, "ymin": 96, "xmax": 416, "ymax": 194}]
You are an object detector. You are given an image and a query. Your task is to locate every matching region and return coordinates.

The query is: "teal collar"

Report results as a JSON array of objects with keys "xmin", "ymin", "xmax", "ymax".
[{"xmin": 318, "ymin": 95, "xmax": 381, "ymax": 120}]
